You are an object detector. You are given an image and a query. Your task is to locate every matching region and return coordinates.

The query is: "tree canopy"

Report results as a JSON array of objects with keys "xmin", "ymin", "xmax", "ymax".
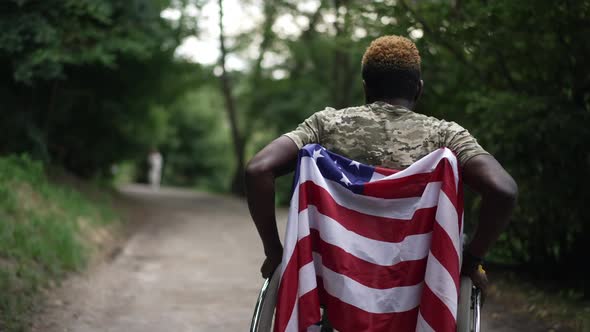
[{"xmin": 1, "ymin": 0, "xmax": 589, "ymax": 290}]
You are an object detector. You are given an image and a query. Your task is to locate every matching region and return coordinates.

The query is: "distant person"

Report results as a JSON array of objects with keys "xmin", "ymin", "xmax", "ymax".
[
  {"xmin": 245, "ymin": 35, "xmax": 518, "ymax": 301},
  {"xmin": 148, "ymin": 148, "xmax": 163, "ymax": 190}
]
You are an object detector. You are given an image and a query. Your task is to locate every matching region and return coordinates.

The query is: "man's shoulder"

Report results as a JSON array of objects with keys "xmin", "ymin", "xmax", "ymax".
[
  {"xmin": 308, "ymin": 105, "xmax": 371, "ymax": 129},
  {"xmin": 314, "ymin": 104, "xmax": 369, "ymax": 117},
  {"xmin": 400, "ymin": 111, "xmax": 466, "ymax": 135},
  {"xmin": 402, "ymin": 110, "xmax": 444, "ymax": 124},
  {"xmin": 311, "ymin": 104, "xmax": 456, "ymax": 130}
]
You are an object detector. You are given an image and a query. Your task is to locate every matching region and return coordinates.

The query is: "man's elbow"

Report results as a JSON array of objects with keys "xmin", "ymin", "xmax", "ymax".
[
  {"xmin": 245, "ymin": 156, "xmax": 272, "ymax": 179},
  {"xmin": 490, "ymin": 175, "xmax": 518, "ymax": 205}
]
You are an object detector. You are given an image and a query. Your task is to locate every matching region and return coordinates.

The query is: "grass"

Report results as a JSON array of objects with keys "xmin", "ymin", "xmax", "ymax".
[{"xmin": 0, "ymin": 155, "xmax": 119, "ymax": 332}]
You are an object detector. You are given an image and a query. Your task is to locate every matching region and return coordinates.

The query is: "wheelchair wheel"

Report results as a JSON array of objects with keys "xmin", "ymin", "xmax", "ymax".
[
  {"xmin": 250, "ymin": 265, "xmax": 281, "ymax": 332},
  {"xmin": 456, "ymin": 276, "xmax": 481, "ymax": 332},
  {"xmin": 251, "ymin": 268, "xmax": 480, "ymax": 332}
]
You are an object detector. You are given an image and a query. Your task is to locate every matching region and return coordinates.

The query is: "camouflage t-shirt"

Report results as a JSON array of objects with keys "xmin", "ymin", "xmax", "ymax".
[{"xmin": 283, "ymin": 101, "xmax": 489, "ymax": 169}]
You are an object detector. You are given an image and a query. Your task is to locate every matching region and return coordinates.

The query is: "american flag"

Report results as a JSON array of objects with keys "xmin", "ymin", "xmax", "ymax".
[{"xmin": 274, "ymin": 144, "xmax": 463, "ymax": 332}]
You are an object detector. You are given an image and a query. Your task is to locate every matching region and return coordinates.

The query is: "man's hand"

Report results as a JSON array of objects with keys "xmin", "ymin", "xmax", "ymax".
[
  {"xmin": 461, "ymin": 253, "xmax": 489, "ymax": 304},
  {"xmin": 261, "ymin": 252, "xmax": 283, "ymax": 279}
]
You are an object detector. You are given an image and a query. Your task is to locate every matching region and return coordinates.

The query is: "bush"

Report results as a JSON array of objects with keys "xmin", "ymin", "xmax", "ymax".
[{"xmin": 0, "ymin": 154, "xmax": 118, "ymax": 331}]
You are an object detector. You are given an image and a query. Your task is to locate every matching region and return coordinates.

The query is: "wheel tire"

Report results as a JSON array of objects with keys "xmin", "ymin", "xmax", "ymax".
[
  {"xmin": 456, "ymin": 276, "xmax": 473, "ymax": 332},
  {"xmin": 251, "ymin": 265, "xmax": 281, "ymax": 332}
]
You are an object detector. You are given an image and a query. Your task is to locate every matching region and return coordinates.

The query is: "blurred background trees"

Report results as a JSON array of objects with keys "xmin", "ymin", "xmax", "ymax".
[{"xmin": 1, "ymin": 0, "xmax": 588, "ymax": 291}]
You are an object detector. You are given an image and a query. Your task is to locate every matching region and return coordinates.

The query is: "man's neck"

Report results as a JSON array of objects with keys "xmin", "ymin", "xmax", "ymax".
[{"xmin": 367, "ymin": 98, "xmax": 415, "ymax": 110}]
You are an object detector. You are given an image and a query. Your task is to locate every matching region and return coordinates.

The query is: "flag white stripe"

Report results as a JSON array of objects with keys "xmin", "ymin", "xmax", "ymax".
[
  {"xmin": 285, "ymin": 263, "xmax": 318, "ymax": 332},
  {"xmin": 300, "ymin": 156, "xmax": 443, "ymax": 219},
  {"xmin": 297, "ymin": 207, "xmax": 311, "ymax": 241},
  {"xmin": 416, "ymin": 312, "xmax": 436, "ymax": 332},
  {"xmin": 435, "ymin": 192, "xmax": 461, "ymax": 257},
  {"xmin": 303, "ymin": 206, "xmax": 432, "ymax": 265},
  {"xmin": 298, "ymin": 261, "xmax": 317, "ymax": 296},
  {"xmin": 301, "ymin": 157, "xmax": 424, "ymax": 217},
  {"xmin": 369, "ymin": 171, "xmax": 387, "ymax": 182},
  {"xmin": 313, "ymin": 253, "xmax": 423, "ymax": 314},
  {"xmin": 281, "ymin": 185, "xmax": 300, "ymax": 277},
  {"xmin": 374, "ymin": 148, "xmax": 459, "ymax": 190},
  {"xmin": 424, "ymin": 253, "xmax": 458, "ymax": 319}
]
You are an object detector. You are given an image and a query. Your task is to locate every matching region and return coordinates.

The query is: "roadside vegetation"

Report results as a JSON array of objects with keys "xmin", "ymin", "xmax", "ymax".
[
  {"xmin": 0, "ymin": 0, "xmax": 588, "ymax": 330},
  {"xmin": 0, "ymin": 155, "xmax": 120, "ymax": 332},
  {"xmin": 487, "ymin": 266, "xmax": 590, "ymax": 332}
]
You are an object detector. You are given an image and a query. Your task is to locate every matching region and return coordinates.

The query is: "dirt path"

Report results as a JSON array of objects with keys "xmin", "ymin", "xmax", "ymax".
[{"xmin": 33, "ymin": 185, "xmax": 552, "ymax": 332}]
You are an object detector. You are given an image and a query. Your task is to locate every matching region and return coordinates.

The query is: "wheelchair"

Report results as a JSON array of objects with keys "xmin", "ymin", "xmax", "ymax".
[{"xmin": 250, "ymin": 265, "xmax": 481, "ymax": 332}]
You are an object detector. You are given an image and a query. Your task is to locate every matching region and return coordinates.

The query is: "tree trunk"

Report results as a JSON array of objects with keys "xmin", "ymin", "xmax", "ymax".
[
  {"xmin": 242, "ymin": 0, "xmax": 277, "ymax": 137},
  {"xmin": 218, "ymin": 0, "xmax": 245, "ymax": 195},
  {"xmin": 331, "ymin": 0, "xmax": 352, "ymax": 108},
  {"xmin": 291, "ymin": 1, "xmax": 324, "ymax": 79}
]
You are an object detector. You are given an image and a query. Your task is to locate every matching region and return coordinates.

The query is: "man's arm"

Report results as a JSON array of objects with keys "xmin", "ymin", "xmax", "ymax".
[
  {"xmin": 463, "ymin": 154, "xmax": 518, "ymax": 257},
  {"xmin": 245, "ymin": 136, "xmax": 300, "ymax": 278},
  {"xmin": 461, "ymin": 154, "xmax": 518, "ymax": 299}
]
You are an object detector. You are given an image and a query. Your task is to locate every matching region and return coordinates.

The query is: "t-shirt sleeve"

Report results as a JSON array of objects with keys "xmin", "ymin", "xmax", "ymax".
[
  {"xmin": 282, "ymin": 112, "xmax": 323, "ymax": 149},
  {"xmin": 440, "ymin": 121, "xmax": 490, "ymax": 166}
]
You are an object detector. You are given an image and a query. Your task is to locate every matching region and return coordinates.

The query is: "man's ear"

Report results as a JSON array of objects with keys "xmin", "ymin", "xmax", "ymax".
[{"xmin": 415, "ymin": 79, "xmax": 424, "ymax": 102}]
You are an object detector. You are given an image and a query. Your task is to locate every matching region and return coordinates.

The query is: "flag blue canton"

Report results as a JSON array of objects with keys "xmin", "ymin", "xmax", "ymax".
[{"xmin": 298, "ymin": 144, "xmax": 376, "ymax": 194}]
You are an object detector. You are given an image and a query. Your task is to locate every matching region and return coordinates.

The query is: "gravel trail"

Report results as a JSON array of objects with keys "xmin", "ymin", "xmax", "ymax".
[{"xmin": 33, "ymin": 184, "xmax": 551, "ymax": 332}]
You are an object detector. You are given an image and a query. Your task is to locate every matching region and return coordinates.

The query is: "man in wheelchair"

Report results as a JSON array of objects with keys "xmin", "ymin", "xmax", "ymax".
[{"xmin": 245, "ymin": 35, "xmax": 517, "ymax": 325}]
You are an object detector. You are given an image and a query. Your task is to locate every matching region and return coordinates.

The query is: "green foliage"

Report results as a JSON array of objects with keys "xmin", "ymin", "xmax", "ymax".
[
  {"xmin": 0, "ymin": 155, "xmax": 118, "ymax": 331},
  {"xmin": 385, "ymin": 0, "xmax": 590, "ymax": 276},
  {"xmin": 0, "ymin": 0, "xmax": 192, "ymax": 177},
  {"xmin": 1, "ymin": 0, "xmax": 588, "ymax": 290},
  {"xmin": 0, "ymin": 0, "xmax": 166, "ymax": 84},
  {"xmin": 160, "ymin": 86, "xmax": 232, "ymax": 191},
  {"xmin": 234, "ymin": 0, "xmax": 590, "ymax": 282}
]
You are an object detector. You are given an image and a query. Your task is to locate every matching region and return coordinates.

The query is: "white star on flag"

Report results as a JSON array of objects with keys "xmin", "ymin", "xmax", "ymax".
[
  {"xmin": 349, "ymin": 160, "xmax": 361, "ymax": 169},
  {"xmin": 340, "ymin": 172, "xmax": 352, "ymax": 186},
  {"xmin": 312, "ymin": 149, "xmax": 324, "ymax": 160}
]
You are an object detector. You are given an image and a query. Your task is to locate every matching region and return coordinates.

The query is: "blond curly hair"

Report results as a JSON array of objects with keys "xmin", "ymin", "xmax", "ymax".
[
  {"xmin": 361, "ymin": 35, "xmax": 422, "ymax": 100},
  {"xmin": 362, "ymin": 35, "xmax": 421, "ymax": 71}
]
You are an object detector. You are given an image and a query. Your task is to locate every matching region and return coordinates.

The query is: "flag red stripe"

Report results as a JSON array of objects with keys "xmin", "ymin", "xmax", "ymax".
[
  {"xmin": 274, "ymin": 235, "xmax": 313, "ymax": 332},
  {"xmin": 310, "ymin": 229, "xmax": 427, "ymax": 289},
  {"xmin": 363, "ymin": 172, "xmax": 432, "ymax": 198},
  {"xmin": 299, "ymin": 181, "xmax": 436, "ymax": 243},
  {"xmin": 374, "ymin": 166, "xmax": 399, "ymax": 176},
  {"xmin": 297, "ymin": 288, "xmax": 321, "ymax": 331},
  {"xmin": 367, "ymin": 159, "xmax": 461, "ymax": 222},
  {"xmin": 316, "ymin": 278, "xmax": 420, "ymax": 332},
  {"xmin": 419, "ymin": 285, "xmax": 457, "ymax": 332},
  {"xmin": 438, "ymin": 159, "xmax": 460, "ymax": 213},
  {"xmin": 363, "ymin": 159, "xmax": 456, "ymax": 200},
  {"xmin": 375, "ymin": 159, "xmax": 463, "ymax": 255},
  {"xmin": 429, "ymin": 222, "xmax": 461, "ymax": 290}
]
